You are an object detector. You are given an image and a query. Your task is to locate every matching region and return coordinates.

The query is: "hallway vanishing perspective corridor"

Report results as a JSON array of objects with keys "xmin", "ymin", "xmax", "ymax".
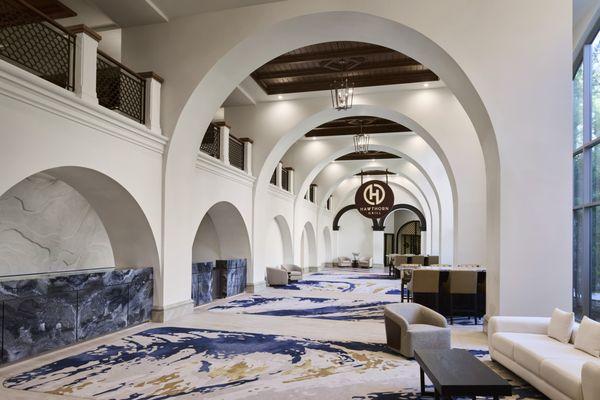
[{"xmin": 0, "ymin": 269, "xmax": 541, "ymax": 400}]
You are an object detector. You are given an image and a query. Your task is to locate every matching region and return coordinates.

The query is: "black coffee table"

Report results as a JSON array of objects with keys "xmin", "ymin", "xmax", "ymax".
[{"xmin": 414, "ymin": 349, "xmax": 512, "ymax": 399}]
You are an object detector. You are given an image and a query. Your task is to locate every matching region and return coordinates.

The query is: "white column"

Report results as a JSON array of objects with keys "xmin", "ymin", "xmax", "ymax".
[
  {"xmin": 311, "ymin": 184, "xmax": 318, "ymax": 203},
  {"xmin": 421, "ymin": 231, "xmax": 427, "ymax": 256},
  {"xmin": 219, "ymin": 125, "xmax": 230, "ymax": 164},
  {"xmin": 276, "ymin": 162, "xmax": 283, "ymax": 188},
  {"xmin": 69, "ymin": 25, "xmax": 100, "ymax": 104},
  {"xmin": 240, "ymin": 138, "xmax": 253, "ymax": 175},
  {"xmin": 287, "ymin": 168, "xmax": 295, "ymax": 194},
  {"xmin": 372, "ymin": 230, "xmax": 384, "ymax": 266},
  {"xmin": 139, "ymin": 72, "xmax": 163, "ymax": 134}
]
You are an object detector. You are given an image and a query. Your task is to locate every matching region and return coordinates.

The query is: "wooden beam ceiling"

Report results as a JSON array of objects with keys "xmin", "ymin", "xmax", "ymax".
[
  {"xmin": 27, "ymin": 0, "xmax": 76, "ymax": 19},
  {"xmin": 306, "ymin": 116, "xmax": 410, "ymax": 138},
  {"xmin": 251, "ymin": 41, "xmax": 439, "ymax": 95}
]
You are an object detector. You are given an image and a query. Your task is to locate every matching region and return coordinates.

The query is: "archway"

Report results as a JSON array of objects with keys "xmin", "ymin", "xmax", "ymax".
[
  {"xmin": 265, "ymin": 215, "xmax": 293, "ymax": 267},
  {"xmin": 192, "ymin": 201, "xmax": 251, "ymax": 262},
  {"xmin": 300, "ymin": 221, "xmax": 317, "ymax": 270},
  {"xmin": 0, "ymin": 167, "xmax": 160, "ymax": 276},
  {"xmin": 161, "ymin": 9, "xmax": 499, "ymax": 315},
  {"xmin": 322, "ymin": 226, "xmax": 332, "ymax": 266}
]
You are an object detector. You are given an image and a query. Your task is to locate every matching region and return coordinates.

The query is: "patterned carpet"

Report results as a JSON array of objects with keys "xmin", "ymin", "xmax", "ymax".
[
  {"xmin": 4, "ymin": 327, "xmax": 543, "ymax": 400},
  {"xmin": 1, "ymin": 268, "xmax": 543, "ymax": 399}
]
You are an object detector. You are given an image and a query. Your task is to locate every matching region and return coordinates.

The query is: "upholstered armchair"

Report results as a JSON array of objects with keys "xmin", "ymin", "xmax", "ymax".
[
  {"xmin": 358, "ymin": 256, "xmax": 372, "ymax": 268},
  {"xmin": 281, "ymin": 264, "xmax": 303, "ymax": 281},
  {"xmin": 384, "ymin": 303, "xmax": 451, "ymax": 358},
  {"xmin": 337, "ymin": 256, "xmax": 352, "ymax": 267},
  {"xmin": 266, "ymin": 267, "xmax": 289, "ymax": 286}
]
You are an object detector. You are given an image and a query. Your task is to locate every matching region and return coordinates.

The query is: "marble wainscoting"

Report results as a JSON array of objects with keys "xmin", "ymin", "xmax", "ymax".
[
  {"xmin": 191, "ymin": 262, "xmax": 214, "ymax": 306},
  {"xmin": 191, "ymin": 259, "xmax": 247, "ymax": 307},
  {"xmin": 0, "ymin": 267, "xmax": 153, "ymax": 365},
  {"xmin": 221, "ymin": 258, "xmax": 247, "ymax": 297}
]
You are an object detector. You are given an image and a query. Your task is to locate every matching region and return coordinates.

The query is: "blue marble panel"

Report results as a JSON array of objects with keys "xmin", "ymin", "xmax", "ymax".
[
  {"xmin": 128, "ymin": 268, "xmax": 153, "ymax": 325},
  {"xmin": 192, "ymin": 262, "xmax": 214, "ymax": 306},
  {"xmin": 0, "ymin": 267, "xmax": 153, "ymax": 365},
  {"xmin": 222, "ymin": 259, "xmax": 247, "ymax": 297},
  {"xmin": 77, "ymin": 284, "xmax": 129, "ymax": 341},
  {"xmin": 2, "ymin": 292, "xmax": 77, "ymax": 363}
]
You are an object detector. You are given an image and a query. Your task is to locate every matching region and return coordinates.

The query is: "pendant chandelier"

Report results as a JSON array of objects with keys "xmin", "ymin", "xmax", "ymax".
[
  {"xmin": 330, "ymin": 76, "xmax": 354, "ymax": 111},
  {"xmin": 353, "ymin": 122, "xmax": 370, "ymax": 153}
]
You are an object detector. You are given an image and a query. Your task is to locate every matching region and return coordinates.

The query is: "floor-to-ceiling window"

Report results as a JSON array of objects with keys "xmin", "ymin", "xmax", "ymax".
[{"xmin": 573, "ymin": 26, "xmax": 600, "ymax": 321}]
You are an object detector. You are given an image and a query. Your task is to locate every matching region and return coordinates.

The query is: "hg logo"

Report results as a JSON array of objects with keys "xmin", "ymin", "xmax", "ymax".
[{"xmin": 363, "ymin": 183, "xmax": 386, "ymax": 205}]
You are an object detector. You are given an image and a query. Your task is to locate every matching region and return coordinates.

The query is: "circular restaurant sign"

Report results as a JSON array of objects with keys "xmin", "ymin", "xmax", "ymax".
[{"xmin": 354, "ymin": 180, "xmax": 394, "ymax": 219}]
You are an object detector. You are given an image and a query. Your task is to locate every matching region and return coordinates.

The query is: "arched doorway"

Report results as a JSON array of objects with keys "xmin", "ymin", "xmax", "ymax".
[{"xmin": 396, "ymin": 221, "xmax": 422, "ymax": 255}]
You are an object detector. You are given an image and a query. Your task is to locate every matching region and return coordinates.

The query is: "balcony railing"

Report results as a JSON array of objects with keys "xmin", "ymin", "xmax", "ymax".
[
  {"xmin": 0, "ymin": 0, "xmax": 75, "ymax": 90},
  {"xmin": 200, "ymin": 123, "xmax": 220, "ymax": 158},
  {"xmin": 97, "ymin": 50, "xmax": 145, "ymax": 123},
  {"xmin": 281, "ymin": 168, "xmax": 290, "ymax": 191},
  {"xmin": 229, "ymin": 135, "xmax": 245, "ymax": 170}
]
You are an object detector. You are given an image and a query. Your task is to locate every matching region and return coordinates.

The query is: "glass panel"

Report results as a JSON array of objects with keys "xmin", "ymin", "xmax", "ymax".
[
  {"xmin": 592, "ymin": 207, "xmax": 600, "ymax": 320},
  {"xmin": 594, "ymin": 145, "xmax": 600, "ymax": 202},
  {"xmin": 574, "ymin": 65, "xmax": 584, "ymax": 149},
  {"xmin": 574, "ymin": 209, "xmax": 585, "ymax": 320},
  {"xmin": 574, "ymin": 152, "xmax": 584, "ymax": 205},
  {"xmin": 593, "ymin": 31, "xmax": 600, "ymax": 139}
]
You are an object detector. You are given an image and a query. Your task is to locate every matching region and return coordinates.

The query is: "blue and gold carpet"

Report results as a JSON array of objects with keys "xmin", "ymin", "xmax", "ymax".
[
  {"xmin": 208, "ymin": 294, "xmax": 396, "ymax": 321},
  {"xmin": 275, "ymin": 271, "xmax": 403, "ymax": 295},
  {"xmin": 4, "ymin": 326, "xmax": 542, "ymax": 400}
]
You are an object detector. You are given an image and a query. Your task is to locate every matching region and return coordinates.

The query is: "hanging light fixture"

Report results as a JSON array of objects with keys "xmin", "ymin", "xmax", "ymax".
[
  {"xmin": 330, "ymin": 76, "xmax": 354, "ymax": 111},
  {"xmin": 353, "ymin": 121, "xmax": 370, "ymax": 153}
]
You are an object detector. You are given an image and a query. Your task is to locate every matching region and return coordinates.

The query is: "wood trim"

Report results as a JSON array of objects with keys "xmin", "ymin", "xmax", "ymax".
[
  {"xmin": 213, "ymin": 121, "xmax": 230, "ymax": 129},
  {"xmin": 66, "ymin": 25, "xmax": 102, "ymax": 42},
  {"xmin": 336, "ymin": 151, "xmax": 400, "ymax": 161},
  {"xmin": 138, "ymin": 71, "xmax": 164, "ymax": 84},
  {"xmin": 238, "ymin": 137, "xmax": 254, "ymax": 143}
]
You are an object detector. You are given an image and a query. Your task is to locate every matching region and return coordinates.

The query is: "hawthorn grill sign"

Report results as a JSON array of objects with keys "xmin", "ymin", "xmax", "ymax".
[{"xmin": 354, "ymin": 179, "xmax": 394, "ymax": 219}]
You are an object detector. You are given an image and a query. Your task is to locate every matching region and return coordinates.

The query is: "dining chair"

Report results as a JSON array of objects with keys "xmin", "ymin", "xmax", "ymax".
[
  {"xmin": 449, "ymin": 270, "xmax": 479, "ymax": 324},
  {"xmin": 409, "ymin": 269, "xmax": 440, "ymax": 311}
]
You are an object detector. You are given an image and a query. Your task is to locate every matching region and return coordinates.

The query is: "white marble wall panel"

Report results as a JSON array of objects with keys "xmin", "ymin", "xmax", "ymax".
[{"xmin": 0, "ymin": 173, "xmax": 114, "ymax": 276}]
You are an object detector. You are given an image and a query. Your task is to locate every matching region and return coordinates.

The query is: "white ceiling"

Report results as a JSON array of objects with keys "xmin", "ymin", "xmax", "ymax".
[{"xmin": 59, "ymin": 0, "xmax": 286, "ymax": 28}]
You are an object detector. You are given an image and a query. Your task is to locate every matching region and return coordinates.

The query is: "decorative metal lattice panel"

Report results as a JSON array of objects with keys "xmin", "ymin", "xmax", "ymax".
[
  {"xmin": 0, "ymin": 0, "xmax": 75, "ymax": 90},
  {"xmin": 200, "ymin": 123, "xmax": 220, "ymax": 158},
  {"xmin": 281, "ymin": 168, "xmax": 289, "ymax": 191},
  {"xmin": 270, "ymin": 169, "xmax": 277, "ymax": 185},
  {"xmin": 229, "ymin": 136, "xmax": 245, "ymax": 170},
  {"xmin": 97, "ymin": 51, "xmax": 145, "ymax": 123}
]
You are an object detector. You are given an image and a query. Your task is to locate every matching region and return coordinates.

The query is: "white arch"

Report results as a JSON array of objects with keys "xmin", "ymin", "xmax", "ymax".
[
  {"xmin": 158, "ymin": 9, "xmax": 499, "ymax": 314},
  {"xmin": 274, "ymin": 215, "xmax": 294, "ymax": 264}
]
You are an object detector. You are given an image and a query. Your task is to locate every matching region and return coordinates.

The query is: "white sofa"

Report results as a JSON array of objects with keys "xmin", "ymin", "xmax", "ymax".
[{"xmin": 488, "ymin": 316, "xmax": 600, "ymax": 400}]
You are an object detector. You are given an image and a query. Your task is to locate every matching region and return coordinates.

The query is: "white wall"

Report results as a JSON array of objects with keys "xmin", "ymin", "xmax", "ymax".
[
  {"xmin": 192, "ymin": 214, "xmax": 220, "ymax": 262},
  {"xmin": 0, "ymin": 173, "xmax": 114, "ymax": 275},
  {"xmin": 338, "ymin": 210, "xmax": 373, "ymax": 259}
]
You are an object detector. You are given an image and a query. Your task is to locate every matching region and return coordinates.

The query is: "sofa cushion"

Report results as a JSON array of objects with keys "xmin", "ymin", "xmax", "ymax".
[
  {"xmin": 513, "ymin": 336, "xmax": 584, "ymax": 375},
  {"xmin": 574, "ymin": 316, "xmax": 600, "ymax": 357},
  {"xmin": 548, "ymin": 308, "xmax": 575, "ymax": 343},
  {"xmin": 540, "ymin": 358, "xmax": 587, "ymax": 400},
  {"xmin": 491, "ymin": 332, "xmax": 545, "ymax": 359},
  {"xmin": 407, "ymin": 324, "xmax": 447, "ymax": 333}
]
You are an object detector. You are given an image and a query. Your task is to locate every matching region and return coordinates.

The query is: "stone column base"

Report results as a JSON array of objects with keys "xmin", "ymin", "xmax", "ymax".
[{"xmin": 152, "ymin": 299, "xmax": 194, "ymax": 322}]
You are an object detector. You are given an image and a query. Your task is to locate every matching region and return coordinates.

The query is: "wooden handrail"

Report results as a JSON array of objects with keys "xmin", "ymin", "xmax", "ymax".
[
  {"xmin": 97, "ymin": 49, "xmax": 144, "ymax": 81},
  {"xmin": 12, "ymin": 0, "xmax": 75, "ymax": 37}
]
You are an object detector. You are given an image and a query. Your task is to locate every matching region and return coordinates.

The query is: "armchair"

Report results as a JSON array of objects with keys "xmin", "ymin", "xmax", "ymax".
[
  {"xmin": 281, "ymin": 264, "xmax": 303, "ymax": 281},
  {"xmin": 384, "ymin": 303, "xmax": 450, "ymax": 358},
  {"xmin": 337, "ymin": 256, "xmax": 352, "ymax": 267},
  {"xmin": 357, "ymin": 256, "xmax": 372, "ymax": 268},
  {"xmin": 266, "ymin": 266, "xmax": 289, "ymax": 286}
]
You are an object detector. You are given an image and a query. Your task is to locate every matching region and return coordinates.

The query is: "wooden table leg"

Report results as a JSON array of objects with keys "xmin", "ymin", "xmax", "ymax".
[
  {"xmin": 420, "ymin": 366, "xmax": 425, "ymax": 394},
  {"xmin": 434, "ymin": 388, "xmax": 440, "ymax": 400}
]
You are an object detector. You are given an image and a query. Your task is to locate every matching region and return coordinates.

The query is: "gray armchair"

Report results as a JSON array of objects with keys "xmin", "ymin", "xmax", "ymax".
[
  {"xmin": 337, "ymin": 256, "xmax": 352, "ymax": 267},
  {"xmin": 281, "ymin": 264, "xmax": 303, "ymax": 281},
  {"xmin": 357, "ymin": 256, "xmax": 372, "ymax": 268},
  {"xmin": 384, "ymin": 303, "xmax": 451, "ymax": 358},
  {"xmin": 266, "ymin": 267, "xmax": 289, "ymax": 286}
]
